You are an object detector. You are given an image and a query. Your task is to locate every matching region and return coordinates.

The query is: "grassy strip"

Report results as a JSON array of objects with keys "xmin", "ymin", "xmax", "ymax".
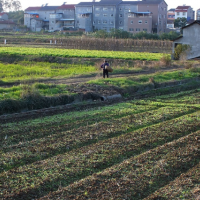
[
  {"xmin": 39, "ymin": 131, "xmax": 200, "ymax": 200},
  {"xmin": 1, "ymin": 111, "xmax": 200, "ymax": 199},
  {"xmin": 88, "ymin": 68, "xmax": 200, "ymax": 87},
  {"xmin": 0, "ymin": 83, "xmax": 74, "ymax": 100},
  {"xmin": 0, "ymin": 62, "xmax": 97, "ymax": 83},
  {"xmin": 144, "ymin": 162, "xmax": 200, "ymax": 199},
  {"xmin": 0, "ymin": 106, "xmax": 194, "ymax": 172},
  {"xmin": 0, "ymin": 47, "xmax": 165, "ymax": 60}
]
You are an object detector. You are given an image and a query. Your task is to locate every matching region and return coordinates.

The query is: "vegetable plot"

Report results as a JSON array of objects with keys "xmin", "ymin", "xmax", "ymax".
[
  {"xmin": 0, "ymin": 47, "xmax": 165, "ymax": 60},
  {"xmin": 0, "ymin": 90, "xmax": 200, "ymax": 199}
]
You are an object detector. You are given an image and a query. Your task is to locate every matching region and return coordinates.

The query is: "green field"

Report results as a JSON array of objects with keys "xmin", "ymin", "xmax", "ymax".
[
  {"xmin": 0, "ymin": 89, "xmax": 200, "ymax": 199},
  {"xmin": 0, "ymin": 46, "xmax": 200, "ymax": 199},
  {"xmin": 0, "ymin": 46, "xmax": 165, "ymax": 60}
]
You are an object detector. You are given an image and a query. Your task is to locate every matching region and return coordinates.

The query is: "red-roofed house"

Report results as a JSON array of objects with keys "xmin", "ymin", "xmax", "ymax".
[
  {"xmin": 0, "ymin": 13, "xmax": 15, "ymax": 30},
  {"xmin": 0, "ymin": 13, "xmax": 8, "ymax": 20},
  {"xmin": 24, "ymin": 7, "xmax": 41, "ymax": 30},
  {"xmin": 175, "ymin": 5, "xmax": 194, "ymax": 22},
  {"xmin": 0, "ymin": 20, "xmax": 15, "ymax": 30}
]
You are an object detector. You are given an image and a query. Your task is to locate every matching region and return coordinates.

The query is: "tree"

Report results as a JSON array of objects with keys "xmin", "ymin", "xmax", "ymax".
[
  {"xmin": 8, "ymin": 10, "xmax": 24, "ymax": 25},
  {"xmin": 0, "ymin": 0, "xmax": 21, "ymax": 12},
  {"xmin": 174, "ymin": 17, "xmax": 187, "ymax": 28}
]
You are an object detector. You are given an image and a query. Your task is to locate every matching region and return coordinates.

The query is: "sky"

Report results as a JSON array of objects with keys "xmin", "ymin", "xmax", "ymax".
[{"xmin": 20, "ymin": 0, "xmax": 200, "ymax": 11}]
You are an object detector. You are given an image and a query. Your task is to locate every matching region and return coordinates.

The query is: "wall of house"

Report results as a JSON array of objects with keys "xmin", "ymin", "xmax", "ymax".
[
  {"xmin": 118, "ymin": 4, "xmax": 137, "ymax": 31},
  {"xmin": 0, "ymin": 24, "xmax": 14, "ymax": 30},
  {"xmin": 138, "ymin": 1, "xmax": 167, "ymax": 33},
  {"xmin": 173, "ymin": 23, "xmax": 200, "ymax": 59},
  {"xmin": 30, "ymin": 19, "xmax": 43, "ymax": 32},
  {"xmin": 127, "ymin": 15, "xmax": 152, "ymax": 33},
  {"xmin": 196, "ymin": 9, "xmax": 200, "ymax": 20},
  {"xmin": 93, "ymin": 5, "xmax": 116, "ymax": 31},
  {"xmin": 75, "ymin": 6, "xmax": 93, "ymax": 31},
  {"xmin": 0, "ymin": 14, "xmax": 8, "ymax": 20},
  {"xmin": 57, "ymin": 9, "xmax": 75, "ymax": 19}
]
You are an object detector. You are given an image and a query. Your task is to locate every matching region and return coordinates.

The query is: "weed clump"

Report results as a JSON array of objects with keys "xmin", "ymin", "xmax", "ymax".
[{"xmin": 160, "ymin": 54, "xmax": 171, "ymax": 66}]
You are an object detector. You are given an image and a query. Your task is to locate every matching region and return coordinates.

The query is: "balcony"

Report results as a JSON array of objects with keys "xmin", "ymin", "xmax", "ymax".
[{"xmin": 50, "ymin": 13, "xmax": 63, "ymax": 19}]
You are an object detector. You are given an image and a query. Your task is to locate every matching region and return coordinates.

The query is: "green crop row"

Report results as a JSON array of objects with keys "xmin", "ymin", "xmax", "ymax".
[
  {"xmin": 1, "ymin": 105, "xmax": 196, "ymax": 172},
  {"xmin": 144, "ymin": 161, "xmax": 200, "ymax": 200},
  {"xmin": 1, "ymin": 89, "xmax": 200, "ymax": 199},
  {"xmin": 1, "ymin": 110, "xmax": 200, "ymax": 199},
  {"xmin": 0, "ymin": 47, "xmax": 165, "ymax": 60},
  {"xmin": 41, "ymin": 131, "xmax": 199, "ymax": 200}
]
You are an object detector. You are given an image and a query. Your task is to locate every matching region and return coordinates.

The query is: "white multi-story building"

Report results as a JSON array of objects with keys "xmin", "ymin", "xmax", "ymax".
[{"xmin": 175, "ymin": 5, "xmax": 194, "ymax": 21}]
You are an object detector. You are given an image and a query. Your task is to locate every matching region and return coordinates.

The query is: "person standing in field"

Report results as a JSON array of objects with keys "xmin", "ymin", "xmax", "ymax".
[{"xmin": 101, "ymin": 60, "xmax": 109, "ymax": 78}]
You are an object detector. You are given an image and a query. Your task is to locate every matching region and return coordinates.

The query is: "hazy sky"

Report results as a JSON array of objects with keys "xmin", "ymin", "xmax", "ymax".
[{"xmin": 20, "ymin": 0, "xmax": 200, "ymax": 11}]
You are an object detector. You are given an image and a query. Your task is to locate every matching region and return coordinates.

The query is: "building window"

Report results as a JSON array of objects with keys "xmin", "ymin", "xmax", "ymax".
[
  {"xmin": 129, "ymin": 28, "xmax": 134, "ymax": 31},
  {"xmin": 98, "ymin": 20, "xmax": 101, "ymax": 24},
  {"xmin": 103, "ymin": 7, "xmax": 108, "ymax": 11},
  {"xmin": 131, "ymin": 20, "xmax": 133, "ymax": 24},
  {"xmin": 145, "ymin": 20, "xmax": 148, "ymax": 24},
  {"xmin": 110, "ymin": 21, "xmax": 113, "ymax": 24},
  {"xmin": 177, "ymin": 12, "xmax": 180, "ymax": 15},
  {"xmin": 143, "ymin": 29, "xmax": 147, "ymax": 31},
  {"xmin": 183, "ymin": 12, "xmax": 186, "ymax": 15},
  {"xmin": 95, "ymin": 14, "xmax": 100, "ymax": 17},
  {"xmin": 95, "ymin": 7, "xmax": 100, "ymax": 11},
  {"xmin": 136, "ymin": 28, "xmax": 140, "ymax": 31},
  {"xmin": 119, "ymin": 14, "xmax": 123, "ymax": 17},
  {"xmin": 119, "ymin": 21, "xmax": 122, "ymax": 25},
  {"xmin": 119, "ymin": 7, "xmax": 122, "ymax": 11},
  {"xmin": 110, "ymin": 14, "xmax": 114, "ymax": 17},
  {"xmin": 103, "ymin": 14, "xmax": 107, "ymax": 17},
  {"xmin": 103, "ymin": 20, "xmax": 107, "ymax": 24},
  {"xmin": 138, "ymin": 20, "xmax": 142, "ymax": 24},
  {"xmin": 103, "ymin": 27, "xmax": 107, "ymax": 31}
]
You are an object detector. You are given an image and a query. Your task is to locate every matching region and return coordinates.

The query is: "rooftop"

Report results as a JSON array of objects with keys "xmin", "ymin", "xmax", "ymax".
[
  {"xmin": 25, "ymin": 7, "xmax": 41, "ymax": 11},
  {"xmin": 56, "ymin": 4, "xmax": 75, "ymax": 10}
]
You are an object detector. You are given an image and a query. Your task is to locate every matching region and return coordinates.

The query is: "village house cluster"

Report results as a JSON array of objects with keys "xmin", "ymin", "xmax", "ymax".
[{"xmin": 23, "ymin": 0, "xmax": 197, "ymax": 34}]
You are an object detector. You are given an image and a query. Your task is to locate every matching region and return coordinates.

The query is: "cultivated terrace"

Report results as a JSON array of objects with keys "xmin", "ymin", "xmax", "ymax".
[{"xmin": 0, "ymin": 45, "xmax": 199, "ymax": 200}]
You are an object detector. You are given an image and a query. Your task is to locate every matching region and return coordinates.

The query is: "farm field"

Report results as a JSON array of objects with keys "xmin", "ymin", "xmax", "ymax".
[
  {"xmin": 0, "ymin": 46, "xmax": 200, "ymax": 199},
  {"xmin": 0, "ymin": 89, "xmax": 200, "ymax": 199},
  {"xmin": 0, "ymin": 47, "xmax": 165, "ymax": 60}
]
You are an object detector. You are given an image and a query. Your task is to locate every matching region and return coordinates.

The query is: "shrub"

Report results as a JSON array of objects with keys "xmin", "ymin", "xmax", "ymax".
[
  {"xmin": 174, "ymin": 44, "xmax": 191, "ymax": 60},
  {"xmin": 160, "ymin": 54, "xmax": 171, "ymax": 66}
]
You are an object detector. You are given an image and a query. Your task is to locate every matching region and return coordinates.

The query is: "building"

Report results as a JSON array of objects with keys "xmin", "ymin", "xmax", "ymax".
[
  {"xmin": 127, "ymin": 12, "xmax": 153, "ymax": 33},
  {"xmin": 0, "ymin": 20, "xmax": 15, "ymax": 30},
  {"xmin": 196, "ymin": 9, "xmax": 200, "ymax": 20},
  {"xmin": 24, "ymin": 0, "xmax": 167, "ymax": 33},
  {"xmin": 24, "ymin": 7, "xmax": 41, "ymax": 31},
  {"xmin": 0, "ymin": 12, "xmax": 8, "ymax": 20},
  {"xmin": 0, "ymin": 12, "xmax": 16, "ymax": 30},
  {"xmin": 55, "ymin": 4, "xmax": 75, "ymax": 30},
  {"xmin": 75, "ymin": 0, "xmax": 167, "ymax": 33},
  {"xmin": 167, "ymin": 8, "xmax": 175, "ymax": 28},
  {"xmin": 75, "ymin": 2, "xmax": 94, "ymax": 32},
  {"xmin": 137, "ymin": 0, "xmax": 167, "ymax": 33},
  {"xmin": 173, "ymin": 20, "xmax": 200, "ymax": 60},
  {"xmin": 175, "ymin": 5, "xmax": 194, "ymax": 22},
  {"xmin": 93, "ymin": 0, "xmax": 122, "ymax": 32}
]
